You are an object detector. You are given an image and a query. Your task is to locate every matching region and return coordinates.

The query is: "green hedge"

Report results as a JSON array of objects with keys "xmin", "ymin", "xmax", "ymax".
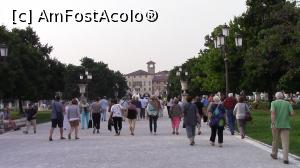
[{"xmin": 11, "ymin": 111, "xmax": 51, "ymax": 124}]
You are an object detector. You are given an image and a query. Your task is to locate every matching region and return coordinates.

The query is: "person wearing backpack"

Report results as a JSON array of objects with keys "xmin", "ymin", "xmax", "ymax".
[
  {"xmin": 183, "ymin": 96, "xmax": 200, "ymax": 146},
  {"xmin": 147, "ymin": 95, "xmax": 160, "ymax": 135},
  {"xmin": 90, "ymin": 97, "xmax": 101, "ymax": 134},
  {"xmin": 110, "ymin": 99, "xmax": 124, "ymax": 136},
  {"xmin": 208, "ymin": 95, "xmax": 226, "ymax": 147},
  {"xmin": 80, "ymin": 100, "xmax": 90, "ymax": 129}
]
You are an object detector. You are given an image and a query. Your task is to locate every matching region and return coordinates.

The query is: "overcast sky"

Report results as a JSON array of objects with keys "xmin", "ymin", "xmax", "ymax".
[{"xmin": 0, "ymin": 0, "xmax": 247, "ymax": 74}]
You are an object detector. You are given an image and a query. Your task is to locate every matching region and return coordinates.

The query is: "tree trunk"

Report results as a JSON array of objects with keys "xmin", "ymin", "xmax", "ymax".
[
  {"xmin": 268, "ymin": 90, "xmax": 274, "ymax": 109},
  {"xmin": 18, "ymin": 99, "xmax": 24, "ymax": 115}
]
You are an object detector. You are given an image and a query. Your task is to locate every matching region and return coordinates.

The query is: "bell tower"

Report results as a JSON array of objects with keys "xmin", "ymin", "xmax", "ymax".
[{"xmin": 147, "ymin": 61, "xmax": 155, "ymax": 74}]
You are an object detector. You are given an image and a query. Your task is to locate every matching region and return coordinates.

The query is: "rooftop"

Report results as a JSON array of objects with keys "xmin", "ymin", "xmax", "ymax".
[{"xmin": 126, "ymin": 70, "xmax": 150, "ymax": 76}]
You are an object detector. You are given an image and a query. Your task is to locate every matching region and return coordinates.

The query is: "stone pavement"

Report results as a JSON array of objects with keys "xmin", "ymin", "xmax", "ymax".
[{"xmin": 0, "ymin": 111, "xmax": 299, "ymax": 168}]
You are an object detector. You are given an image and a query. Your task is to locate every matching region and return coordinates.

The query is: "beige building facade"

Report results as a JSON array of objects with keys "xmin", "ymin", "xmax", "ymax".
[{"xmin": 125, "ymin": 61, "xmax": 169, "ymax": 97}]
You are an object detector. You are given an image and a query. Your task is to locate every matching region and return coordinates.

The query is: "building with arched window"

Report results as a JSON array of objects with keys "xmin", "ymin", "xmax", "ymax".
[{"xmin": 125, "ymin": 61, "xmax": 169, "ymax": 97}]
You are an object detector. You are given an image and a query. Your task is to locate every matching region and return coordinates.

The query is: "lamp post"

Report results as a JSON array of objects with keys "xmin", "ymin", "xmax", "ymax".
[
  {"xmin": 79, "ymin": 70, "xmax": 92, "ymax": 101},
  {"xmin": 0, "ymin": 43, "xmax": 7, "ymax": 134},
  {"xmin": 176, "ymin": 67, "xmax": 189, "ymax": 102},
  {"xmin": 114, "ymin": 83, "xmax": 119, "ymax": 99},
  {"xmin": 0, "ymin": 43, "xmax": 8, "ymax": 62},
  {"xmin": 214, "ymin": 23, "xmax": 242, "ymax": 96}
]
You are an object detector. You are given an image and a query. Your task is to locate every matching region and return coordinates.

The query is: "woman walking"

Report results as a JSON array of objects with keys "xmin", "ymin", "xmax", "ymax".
[
  {"xmin": 132, "ymin": 96, "xmax": 142, "ymax": 120},
  {"xmin": 208, "ymin": 96, "xmax": 226, "ymax": 147},
  {"xmin": 194, "ymin": 96, "xmax": 204, "ymax": 135},
  {"xmin": 127, "ymin": 100, "xmax": 137, "ymax": 135},
  {"xmin": 183, "ymin": 96, "xmax": 200, "ymax": 145},
  {"xmin": 147, "ymin": 95, "xmax": 160, "ymax": 135},
  {"xmin": 167, "ymin": 98, "xmax": 173, "ymax": 118},
  {"xmin": 233, "ymin": 96, "xmax": 250, "ymax": 139},
  {"xmin": 67, "ymin": 99, "xmax": 81, "ymax": 140},
  {"xmin": 110, "ymin": 99, "xmax": 123, "ymax": 136},
  {"xmin": 169, "ymin": 98, "xmax": 183, "ymax": 135},
  {"xmin": 80, "ymin": 100, "xmax": 90, "ymax": 129},
  {"xmin": 90, "ymin": 97, "xmax": 101, "ymax": 134}
]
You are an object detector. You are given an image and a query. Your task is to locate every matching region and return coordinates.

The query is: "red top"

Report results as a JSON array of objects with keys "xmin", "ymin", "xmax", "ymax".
[{"xmin": 223, "ymin": 97, "xmax": 237, "ymax": 110}]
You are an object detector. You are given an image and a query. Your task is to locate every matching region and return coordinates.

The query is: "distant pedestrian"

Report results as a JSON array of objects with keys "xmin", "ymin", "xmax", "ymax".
[
  {"xmin": 67, "ymin": 99, "xmax": 81, "ymax": 140},
  {"xmin": 208, "ymin": 95, "xmax": 226, "ymax": 147},
  {"xmin": 233, "ymin": 96, "xmax": 250, "ymax": 139},
  {"xmin": 119, "ymin": 98, "xmax": 129, "ymax": 121},
  {"xmin": 110, "ymin": 99, "xmax": 124, "ymax": 136},
  {"xmin": 63, "ymin": 101, "xmax": 69, "ymax": 131},
  {"xmin": 194, "ymin": 96, "xmax": 203, "ymax": 135},
  {"xmin": 127, "ymin": 100, "xmax": 137, "ymax": 136},
  {"xmin": 169, "ymin": 98, "xmax": 183, "ymax": 135},
  {"xmin": 90, "ymin": 97, "xmax": 101, "ymax": 134},
  {"xmin": 80, "ymin": 100, "xmax": 90, "ymax": 129},
  {"xmin": 132, "ymin": 96, "xmax": 142, "ymax": 120},
  {"xmin": 158, "ymin": 96, "xmax": 164, "ymax": 118},
  {"xmin": 223, "ymin": 93, "xmax": 237, "ymax": 135},
  {"xmin": 100, "ymin": 96, "xmax": 109, "ymax": 121},
  {"xmin": 167, "ymin": 98, "xmax": 174, "ymax": 118},
  {"xmin": 183, "ymin": 96, "xmax": 200, "ymax": 146},
  {"xmin": 140, "ymin": 97, "xmax": 148, "ymax": 119},
  {"xmin": 147, "ymin": 95, "xmax": 160, "ymax": 135},
  {"xmin": 49, "ymin": 96, "xmax": 65, "ymax": 141},
  {"xmin": 270, "ymin": 92, "xmax": 295, "ymax": 164},
  {"xmin": 23, "ymin": 103, "xmax": 37, "ymax": 134},
  {"xmin": 3, "ymin": 104, "xmax": 17, "ymax": 131}
]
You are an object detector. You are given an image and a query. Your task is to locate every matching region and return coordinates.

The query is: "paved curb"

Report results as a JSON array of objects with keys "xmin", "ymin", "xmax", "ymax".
[{"xmin": 227, "ymin": 129, "xmax": 300, "ymax": 167}]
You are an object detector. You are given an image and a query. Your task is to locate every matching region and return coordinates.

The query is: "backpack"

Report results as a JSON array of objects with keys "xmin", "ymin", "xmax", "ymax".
[{"xmin": 209, "ymin": 104, "xmax": 225, "ymax": 127}]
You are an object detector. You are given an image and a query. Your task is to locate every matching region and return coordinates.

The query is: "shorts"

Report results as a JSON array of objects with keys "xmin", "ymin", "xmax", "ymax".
[
  {"xmin": 69, "ymin": 120, "xmax": 79, "ymax": 127},
  {"xmin": 51, "ymin": 119, "xmax": 63, "ymax": 128}
]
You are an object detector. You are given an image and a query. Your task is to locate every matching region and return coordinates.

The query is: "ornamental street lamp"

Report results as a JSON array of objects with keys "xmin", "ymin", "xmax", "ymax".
[
  {"xmin": 214, "ymin": 23, "xmax": 243, "ymax": 96},
  {"xmin": 176, "ymin": 67, "xmax": 189, "ymax": 102},
  {"xmin": 78, "ymin": 70, "xmax": 92, "ymax": 101},
  {"xmin": 0, "ymin": 43, "xmax": 8, "ymax": 62},
  {"xmin": 114, "ymin": 83, "xmax": 119, "ymax": 99}
]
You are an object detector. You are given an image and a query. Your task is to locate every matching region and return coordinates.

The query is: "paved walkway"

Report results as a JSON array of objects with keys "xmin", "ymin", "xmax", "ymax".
[{"xmin": 0, "ymin": 111, "xmax": 299, "ymax": 168}]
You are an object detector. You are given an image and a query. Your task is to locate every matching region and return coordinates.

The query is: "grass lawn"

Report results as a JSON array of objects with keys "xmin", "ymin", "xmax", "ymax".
[
  {"xmin": 11, "ymin": 111, "xmax": 51, "ymax": 124},
  {"xmin": 246, "ymin": 109, "xmax": 300, "ymax": 156}
]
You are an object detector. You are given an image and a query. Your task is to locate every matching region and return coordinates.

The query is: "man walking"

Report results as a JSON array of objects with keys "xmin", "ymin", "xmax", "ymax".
[
  {"xmin": 223, "ymin": 93, "xmax": 237, "ymax": 135},
  {"xmin": 23, "ymin": 103, "xmax": 38, "ymax": 134},
  {"xmin": 100, "ymin": 96, "xmax": 109, "ymax": 121},
  {"xmin": 49, "ymin": 96, "xmax": 65, "ymax": 141},
  {"xmin": 270, "ymin": 92, "xmax": 295, "ymax": 164}
]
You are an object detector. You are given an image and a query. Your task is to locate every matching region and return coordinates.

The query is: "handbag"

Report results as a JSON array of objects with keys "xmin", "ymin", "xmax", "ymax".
[
  {"xmin": 245, "ymin": 112, "xmax": 252, "ymax": 122},
  {"xmin": 108, "ymin": 118, "xmax": 114, "ymax": 131},
  {"xmin": 88, "ymin": 119, "xmax": 93, "ymax": 128}
]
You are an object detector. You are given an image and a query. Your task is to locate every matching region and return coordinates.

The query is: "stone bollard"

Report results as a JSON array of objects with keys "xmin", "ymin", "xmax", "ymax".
[{"xmin": 0, "ymin": 111, "xmax": 4, "ymax": 134}]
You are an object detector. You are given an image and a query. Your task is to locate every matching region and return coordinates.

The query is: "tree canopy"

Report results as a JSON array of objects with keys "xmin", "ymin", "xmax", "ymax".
[
  {"xmin": 168, "ymin": 0, "xmax": 300, "ymax": 100},
  {"xmin": 0, "ymin": 26, "xmax": 128, "ymax": 104}
]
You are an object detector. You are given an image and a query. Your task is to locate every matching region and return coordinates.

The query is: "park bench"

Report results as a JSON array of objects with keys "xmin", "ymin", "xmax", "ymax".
[{"xmin": 0, "ymin": 117, "xmax": 27, "ymax": 134}]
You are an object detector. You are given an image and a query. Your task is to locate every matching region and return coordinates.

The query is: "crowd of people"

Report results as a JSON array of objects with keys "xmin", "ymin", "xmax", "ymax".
[{"xmin": 0, "ymin": 90, "xmax": 295, "ymax": 165}]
